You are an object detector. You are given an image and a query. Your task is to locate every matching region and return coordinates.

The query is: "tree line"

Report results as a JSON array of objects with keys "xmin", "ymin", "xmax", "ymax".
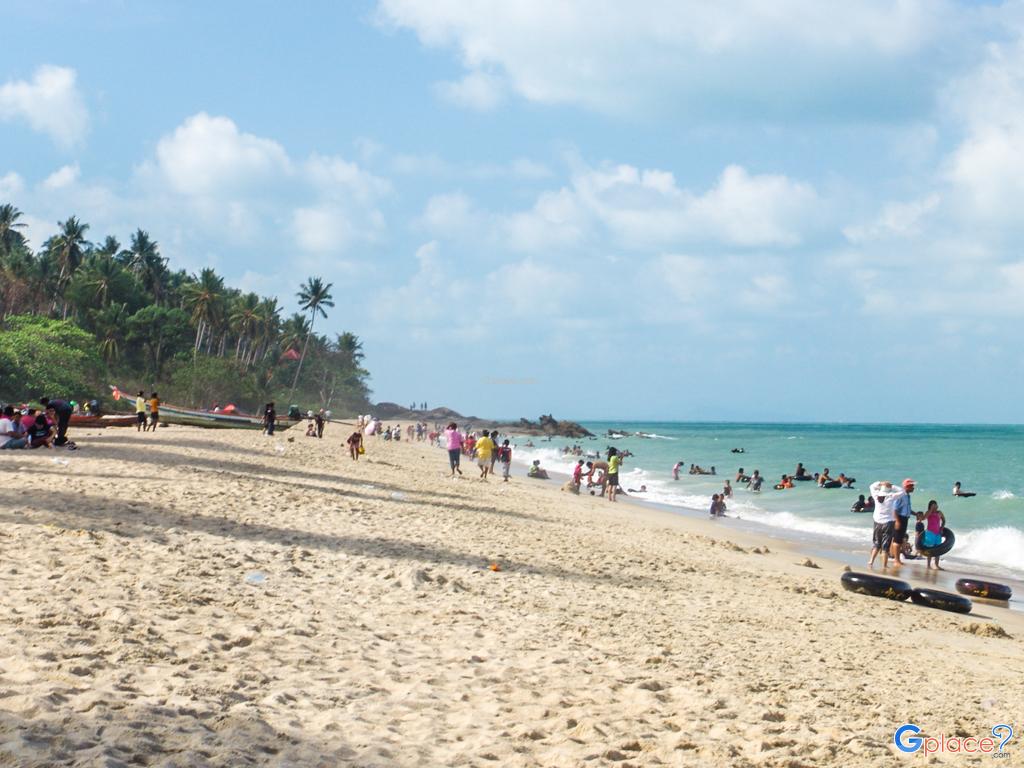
[{"xmin": 0, "ymin": 203, "xmax": 370, "ymax": 413}]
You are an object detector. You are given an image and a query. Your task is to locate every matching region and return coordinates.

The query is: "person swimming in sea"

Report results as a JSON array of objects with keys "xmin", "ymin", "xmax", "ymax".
[
  {"xmin": 851, "ymin": 494, "xmax": 872, "ymax": 512},
  {"xmin": 735, "ymin": 467, "xmax": 751, "ymax": 483},
  {"xmin": 794, "ymin": 462, "xmax": 809, "ymax": 479},
  {"xmin": 952, "ymin": 481, "xmax": 976, "ymax": 497}
]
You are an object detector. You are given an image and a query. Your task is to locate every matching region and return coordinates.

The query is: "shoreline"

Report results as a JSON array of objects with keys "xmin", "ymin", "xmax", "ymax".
[
  {"xmin": 507, "ymin": 449, "xmax": 1024, "ymax": 614},
  {"xmin": 2, "ymin": 423, "xmax": 1022, "ymax": 766}
]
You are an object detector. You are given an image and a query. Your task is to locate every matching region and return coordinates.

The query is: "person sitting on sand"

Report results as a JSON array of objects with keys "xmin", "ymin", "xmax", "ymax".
[
  {"xmin": 0, "ymin": 407, "xmax": 28, "ymax": 450},
  {"xmin": 346, "ymin": 430, "xmax": 363, "ymax": 461},
  {"xmin": 736, "ymin": 467, "xmax": 750, "ymax": 483},
  {"xmin": 27, "ymin": 414, "xmax": 54, "ymax": 448},
  {"xmin": 917, "ymin": 500, "xmax": 947, "ymax": 569},
  {"xmin": 305, "ymin": 421, "xmax": 317, "ymax": 437},
  {"xmin": 952, "ymin": 481, "xmax": 976, "ymax": 497},
  {"xmin": 527, "ymin": 460, "xmax": 549, "ymax": 480}
]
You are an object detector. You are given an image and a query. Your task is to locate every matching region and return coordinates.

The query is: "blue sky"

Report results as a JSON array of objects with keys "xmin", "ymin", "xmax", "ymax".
[{"xmin": 3, "ymin": 1, "xmax": 1024, "ymax": 422}]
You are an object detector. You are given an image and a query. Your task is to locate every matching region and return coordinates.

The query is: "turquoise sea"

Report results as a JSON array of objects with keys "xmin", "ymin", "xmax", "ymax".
[{"xmin": 513, "ymin": 422, "xmax": 1024, "ymax": 582}]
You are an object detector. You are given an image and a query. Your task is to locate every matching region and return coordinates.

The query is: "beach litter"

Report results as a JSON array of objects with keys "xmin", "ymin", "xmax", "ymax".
[
  {"xmin": 244, "ymin": 571, "xmax": 267, "ymax": 586},
  {"xmin": 391, "ymin": 492, "xmax": 406, "ymax": 500},
  {"xmin": 488, "ymin": 563, "xmax": 502, "ymax": 572},
  {"xmin": 50, "ymin": 458, "xmax": 70, "ymax": 466}
]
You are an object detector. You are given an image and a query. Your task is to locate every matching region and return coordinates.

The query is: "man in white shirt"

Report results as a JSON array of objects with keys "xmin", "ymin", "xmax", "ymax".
[
  {"xmin": 868, "ymin": 480, "xmax": 905, "ymax": 568},
  {"xmin": 0, "ymin": 406, "xmax": 28, "ymax": 449}
]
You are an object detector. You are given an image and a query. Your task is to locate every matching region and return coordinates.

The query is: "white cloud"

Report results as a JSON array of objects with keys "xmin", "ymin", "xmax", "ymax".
[
  {"xmin": 377, "ymin": 0, "xmax": 964, "ymax": 115},
  {"xmin": 944, "ymin": 36, "xmax": 1024, "ymax": 224},
  {"xmin": 434, "ymin": 71, "xmax": 504, "ymax": 110},
  {"xmin": 42, "ymin": 163, "xmax": 80, "ymax": 190},
  {"xmin": 304, "ymin": 153, "xmax": 391, "ymax": 202},
  {"xmin": 0, "ymin": 172, "xmax": 25, "ymax": 199},
  {"xmin": 421, "ymin": 161, "xmax": 819, "ymax": 252},
  {"xmin": 152, "ymin": 112, "xmax": 291, "ymax": 196},
  {"xmin": 292, "ymin": 205, "xmax": 356, "ymax": 253},
  {"xmin": 843, "ymin": 194, "xmax": 940, "ymax": 243},
  {"xmin": 0, "ymin": 65, "xmax": 89, "ymax": 147}
]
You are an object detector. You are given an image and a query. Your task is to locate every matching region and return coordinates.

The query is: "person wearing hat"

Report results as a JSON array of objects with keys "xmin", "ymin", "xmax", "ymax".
[
  {"xmin": 868, "ymin": 480, "xmax": 903, "ymax": 568},
  {"xmin": 890, "ymin": 478, "xmax": 916, "ymax": 565}
]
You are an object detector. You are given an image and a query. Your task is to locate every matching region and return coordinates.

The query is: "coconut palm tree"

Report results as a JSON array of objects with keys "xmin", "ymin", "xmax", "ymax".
[
  {"xmin": 183, "ymin": 268, "xmax": 225, "ymax": 355},
  {"xmin": 126, "ymin": 229, "xmax": 168, "ymax": 305},
  {"xmin": 47, "ymin": 216, "xmax": 90, "ymax": 316},
  {"xmin": 289, "ymin": 276, "xmax": 334, "ymax": 398},
  {"xmin": 0, "ymin": 204, "xmax": 27, "ymax": 255},
  {"xmin": 230, "ymin": 292, "xmax": 261, "ymax": 361},
  {"xmin": 92, "ymin": 302, "xmax": 129, "ymax": 363}
]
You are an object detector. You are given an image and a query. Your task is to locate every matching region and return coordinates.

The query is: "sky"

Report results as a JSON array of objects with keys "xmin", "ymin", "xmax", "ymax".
[{"xmin": 3, "ymin": 0, "xmax": 1024, "ymax": 423}]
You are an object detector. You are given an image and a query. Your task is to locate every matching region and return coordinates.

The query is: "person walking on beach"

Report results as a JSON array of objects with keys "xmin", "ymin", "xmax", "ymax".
[
  {"xmin": 497, "ymin": 439, "xmax": 512, "ymax": 482},
  {"xmin": 890, "ymin": 478, "xmax": 915, "ymax": 565},
  {"xmin": 147, "ymin": 393, "xmax": 160, "ymax": 432},
  {"xmin": 445, "ymin": 422, "xmax": 464, "ymax": 477},
  {"xmin": 315, "ymin": 409, "xmax": 326, "ymax": 438},
  {"xmin": 475, "ymin": 430, "xmax": 495, "ymax": 480},
  {"xmin": 346, "ymin": 430, "xmax": 363, "ymax": 460},
  {"xmin": 263, "ymin": 402, "xmax": 276, "ymax": 436},
  {"xmin": 135, "ymin": 391, "xmax": 147, "ymax": 432},
  {"xmin": 868, "ymin": 480, "xmax": 901, "ymax": 568},
  {"xmin": 488, "ymin": 431, "xmax": 500, "ymax": 476}
]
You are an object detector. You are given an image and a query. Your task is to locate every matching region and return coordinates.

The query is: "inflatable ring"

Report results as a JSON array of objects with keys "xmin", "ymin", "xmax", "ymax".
[
  {"xmin": 955, "ymin": 579, "xmax": 1012, "ymax": 601},
  {"xmin": 909, "ymin": 588, "xmax": 972, "ymax": 614},
  {"xmin": 916, "ymin": 526, "xmax": 955, "ymax": 557},
  {"xmin": 840, "ymin": 572, "xmax": 913, "ymax": 601}
]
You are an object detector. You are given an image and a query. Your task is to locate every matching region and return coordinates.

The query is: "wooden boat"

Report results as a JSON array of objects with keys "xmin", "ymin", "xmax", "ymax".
[
  {"xmin": 159, "ymin": 404, "xmax": 293, "ymax": 430},
  {"xmin": 69, "ymin": 414, "xmax": 138, "ymax": 428}
]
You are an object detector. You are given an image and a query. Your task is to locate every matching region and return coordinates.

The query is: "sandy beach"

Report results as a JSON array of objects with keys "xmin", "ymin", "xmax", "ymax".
[{"xmin": 1, "ymin": 424, "xmax": 1022, "ymax": 767}]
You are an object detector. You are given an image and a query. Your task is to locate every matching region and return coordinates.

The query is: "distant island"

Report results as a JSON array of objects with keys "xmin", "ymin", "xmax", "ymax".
[{"xmin": 371, "ymin": 402, "xmax": 593, "ymax": 438}]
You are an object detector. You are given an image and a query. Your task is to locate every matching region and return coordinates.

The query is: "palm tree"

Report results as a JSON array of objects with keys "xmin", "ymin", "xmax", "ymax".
[
  {"xmin": 0, "ymin": 204, "xmax": 27, "ymax": 255},
  {"xmin": 289, "ymin": 276, "xmax": 334, "ymax": 398},
  {"xmin": 92, "ymin": 302, "xmax": 129, "ymax": 363},
  {"xmin": 83, "ymin": 254, "xmax": 127, "ymax": 307},
  {"xmin": 48, "ymin": 216, "xmax": 90, "ymax": 317},
  {"xmin": 230, "ymin": 292, "xmax": 261, "ymax": 361},
  {"xmin": 182, "ymin": 268, "xmax": 225, "ymax": 355},
  {"xmin": 127, "ymin": 229, "xmax": 168, "ymax": 305}
]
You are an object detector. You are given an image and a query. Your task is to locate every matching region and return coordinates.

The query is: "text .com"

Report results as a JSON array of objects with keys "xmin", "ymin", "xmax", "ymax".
[{"xmin": 895, "ymin": 724, "xmax": 1013, "ymax": 757}]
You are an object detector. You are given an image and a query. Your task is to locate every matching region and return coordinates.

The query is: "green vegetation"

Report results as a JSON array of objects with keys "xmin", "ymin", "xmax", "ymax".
[{"xmin": 0, "ymin": 203, "xmax": 370, "ymax": 413}]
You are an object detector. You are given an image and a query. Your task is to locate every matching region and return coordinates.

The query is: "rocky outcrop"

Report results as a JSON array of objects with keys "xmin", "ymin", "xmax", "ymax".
[{"xmin": 370, "ymin": 404, "xmax": 593, "ymax": 438}]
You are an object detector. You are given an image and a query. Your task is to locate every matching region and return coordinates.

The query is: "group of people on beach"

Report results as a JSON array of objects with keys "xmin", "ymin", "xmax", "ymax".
[
  {"xmin": 867, "ymin": 478, "xmax": 949, "ymax": 570},
  {"xmin": 440, "ymin": 423, "xmax": 513, "ymax": 482},
  {"xmin": 0, "ymin": 397, "xmax": 79, "ymax": 449}
]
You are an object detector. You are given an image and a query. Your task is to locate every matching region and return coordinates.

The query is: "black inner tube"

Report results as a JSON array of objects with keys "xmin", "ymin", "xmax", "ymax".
[
  {"xmin": 916, "ymin": 526, "xmax": 955, "ymax": 557},
  {"xmin": 910, "ymin": 588, "xmax": 972, "ymax": 614},
  {"xmin": 955, "ymin": 578, "xmax": 1012, "ymax": 601},
  {"xmin": 840, "ymin": 572, "xmax": 912, "ymax": 601}
]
